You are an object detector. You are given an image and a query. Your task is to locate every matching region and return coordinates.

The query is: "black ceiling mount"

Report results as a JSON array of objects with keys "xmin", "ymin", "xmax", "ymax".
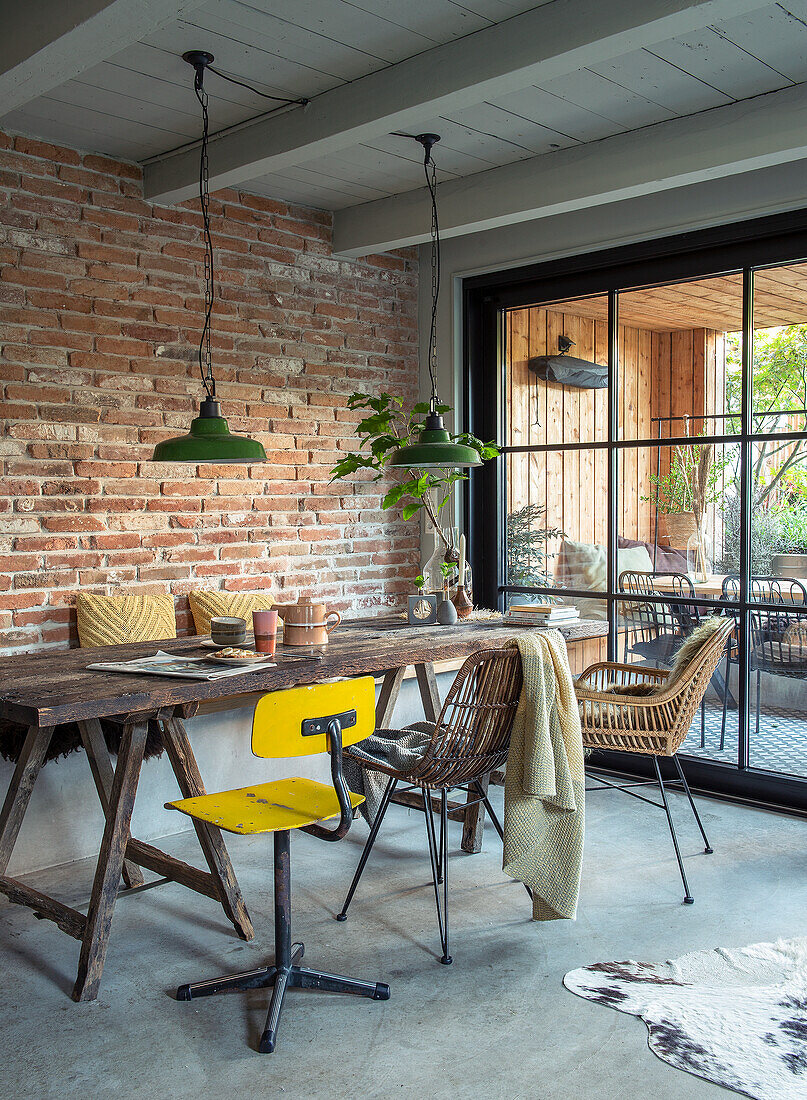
[
  {"xmin": 414, "ymin": 133, "xmax": 441, "ymax": 161},
  {"xmin": 182, "ymin": 50, "xmax": 214, "ymax": 70}
]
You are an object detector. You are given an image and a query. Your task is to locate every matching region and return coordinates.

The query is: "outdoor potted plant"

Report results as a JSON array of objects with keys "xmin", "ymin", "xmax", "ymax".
[{"xmin": 644, "ymin": 440, "xmax": 727, "ymax": 577}]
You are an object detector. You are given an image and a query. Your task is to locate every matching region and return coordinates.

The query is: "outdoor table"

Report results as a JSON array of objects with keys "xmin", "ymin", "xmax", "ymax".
[{"xmin": 0, "ymin": 616, "xmax": 607, "ymax": 1001}]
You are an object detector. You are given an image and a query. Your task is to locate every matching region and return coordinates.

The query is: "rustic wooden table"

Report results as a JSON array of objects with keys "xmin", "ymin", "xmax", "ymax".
[{"xmin": 0, "ymin": 616, "xmax": 607, "ymax": 1001}]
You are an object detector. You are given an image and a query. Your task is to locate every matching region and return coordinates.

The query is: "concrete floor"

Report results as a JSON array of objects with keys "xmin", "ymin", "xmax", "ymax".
[{"xmin": 1, "ymin": 784, "xmax": 805, "ymax": 1100}]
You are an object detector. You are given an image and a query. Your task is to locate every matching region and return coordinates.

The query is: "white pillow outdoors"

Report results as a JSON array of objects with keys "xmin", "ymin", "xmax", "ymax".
[{"xmin": 558, "ymin": 539, "xmax": 654, "ymax": 620}]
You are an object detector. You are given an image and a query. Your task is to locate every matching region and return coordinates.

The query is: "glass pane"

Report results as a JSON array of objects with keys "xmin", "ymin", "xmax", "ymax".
[
  {"xmin": 615, "ymin": 594, "xmax": 740, "ymax": 766},
  {"xmin": 618, "ymin": 273, "xmax": 743, "ymax": 440},
  {"xmin": 748, "ymin": 439, "xmax": 807, "ymax": 579},
  {"xmin": 617, "ymin": 442, "xmax": 738, "ymax": 586},
  {"xmin": 505, "ymin": 449, "xmax": 605, "ymax": 613},
  {"xmin": 752, "ymin": 262, "xmax": 807, "ymax": 437},
  {"xmin": 745, "ymin": 597, "xmax": 807, "ymax": 779},
  {"xmin": 505, "ymin": 297, "xmax": 608, "ymax": 449}
]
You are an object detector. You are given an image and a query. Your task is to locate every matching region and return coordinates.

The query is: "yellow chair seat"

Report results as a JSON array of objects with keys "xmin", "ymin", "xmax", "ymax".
[{"xmin": 166, "ymin": 778, "xmax": 364, "ymax": 835}]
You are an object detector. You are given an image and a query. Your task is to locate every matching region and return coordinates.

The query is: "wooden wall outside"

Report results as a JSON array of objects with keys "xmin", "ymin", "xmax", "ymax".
[{"xmin": 506, "ymin": 307, "xmax": 727, "ymax": 671}]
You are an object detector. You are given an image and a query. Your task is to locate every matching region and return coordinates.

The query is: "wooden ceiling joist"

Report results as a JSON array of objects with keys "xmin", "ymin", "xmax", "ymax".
[{"xmin": 143, "ymin": 0, "xmax": 764, "ymax": 205}]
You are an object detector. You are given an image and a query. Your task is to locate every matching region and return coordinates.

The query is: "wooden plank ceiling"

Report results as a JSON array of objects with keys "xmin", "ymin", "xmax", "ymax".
[
  {"xmin": 3, "ymin": 1, "xmax": 807, "ymax": 212},
  {"xmin": 543, "ymin": 265, "xmax": 807, "ymax": 332}
]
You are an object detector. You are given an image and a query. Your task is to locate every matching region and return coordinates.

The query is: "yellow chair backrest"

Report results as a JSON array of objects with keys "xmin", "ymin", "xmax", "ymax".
[
  {"xmin": 252, "ymin": 678, "xmax": 376, "ymax": 759},
  {"xmin": 189, "ymin": 590, "xmax": 275, "ymax": 636},
  {"xmin": 76, "ymin": 592, "xmax": 177, "ymax": 648}
]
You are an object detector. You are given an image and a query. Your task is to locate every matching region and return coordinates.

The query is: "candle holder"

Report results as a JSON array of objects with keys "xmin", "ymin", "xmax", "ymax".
[{"xmin": 451, "ymin": 584, "xmax": 473, "ymax": 620}]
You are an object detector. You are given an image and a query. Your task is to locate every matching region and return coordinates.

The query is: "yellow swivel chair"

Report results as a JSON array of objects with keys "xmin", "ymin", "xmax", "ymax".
[{"xmin": 166, "ymin": 678, "xmax": 390, "ymax": 1054}]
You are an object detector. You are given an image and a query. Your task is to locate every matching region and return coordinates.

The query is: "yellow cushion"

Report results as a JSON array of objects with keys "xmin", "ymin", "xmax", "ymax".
[
  {"xmin": 76, "ymin": 592, "xmax": 177, "ymax": 648},
  {"xmin": 188, "ymin": 589, "xmax": 275, "ymax": 636},
  {"xmin": 166, "ymin": 777, "xmax": 364, "ymax": 835}
]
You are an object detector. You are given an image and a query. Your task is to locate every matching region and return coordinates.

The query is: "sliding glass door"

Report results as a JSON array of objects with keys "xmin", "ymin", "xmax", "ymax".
[{"xmin": 465, "ymin": 217, "xmax": 807, "ymax": 810}]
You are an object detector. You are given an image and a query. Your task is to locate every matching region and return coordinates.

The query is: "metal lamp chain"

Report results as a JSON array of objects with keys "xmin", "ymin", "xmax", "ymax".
[{"xmin": 195, "ymin": 67, "xmax": 215, "ymax": 399}]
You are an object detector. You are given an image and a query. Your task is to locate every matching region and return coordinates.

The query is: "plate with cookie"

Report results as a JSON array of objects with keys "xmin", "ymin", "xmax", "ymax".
[{"xmin": 206, "ymin": 647, "xmax": 273, "ymax": 665}]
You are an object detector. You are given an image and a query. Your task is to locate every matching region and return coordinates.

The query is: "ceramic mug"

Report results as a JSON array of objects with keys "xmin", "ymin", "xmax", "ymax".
[
  {"xmin": 210, "ymin": 616, "xmax": 247, "ymax": 646},
  {"xmin": 252, "ymin": 608, "xmax": 278, "ymax": 654}
]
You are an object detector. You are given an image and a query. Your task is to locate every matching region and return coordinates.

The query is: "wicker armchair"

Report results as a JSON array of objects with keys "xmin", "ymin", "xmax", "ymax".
[
  {"xmin": 575, "ymin": 617, "xmax": 733, "ymax": 903},
  {"xmin": 337, "ymin": 648, "xmax": 523, "ymax": 965}
]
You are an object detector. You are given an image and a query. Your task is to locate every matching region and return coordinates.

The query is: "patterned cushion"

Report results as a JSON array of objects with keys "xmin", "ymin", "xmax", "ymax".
[
  {"xmin": 188, "ymin": 590, "xmax": 275, "ymax": 636},
  {"xmin": 76, "ymin": 592, "xmax": 177, "ymax": 648}
]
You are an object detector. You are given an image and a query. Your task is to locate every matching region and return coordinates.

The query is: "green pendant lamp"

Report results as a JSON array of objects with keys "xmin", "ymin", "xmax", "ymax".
[
  {"xmin": 152, "ymin": 52, "xmax": 266, "ymax": 464},
  {"xmin": 389, "ymin": 134, "xmax": 480, "ymax": 471}
]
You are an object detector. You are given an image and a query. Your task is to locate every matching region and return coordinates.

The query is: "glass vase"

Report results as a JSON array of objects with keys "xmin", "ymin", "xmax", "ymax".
[
  {"xmin": 423, "ymin": 526, "xmax": 444, "ymax": 594},
  {"xmin": 687, "ymin": 524, "xmax": 712, "ymax": 584}
]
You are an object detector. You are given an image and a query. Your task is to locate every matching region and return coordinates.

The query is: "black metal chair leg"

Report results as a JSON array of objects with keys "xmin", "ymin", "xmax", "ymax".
[
  {"xmin": 336, "ymin": 775, "xmax": 397, "ymax": 921},
  {"xmin": 471, "ymin": 780, "xmax": 533, "ymax": 899},
  {"xmin": 259, "ymin": 967, "xmax": 290, "ymax": 1054},
  {"xmin": 176, "ymin": 965, "xmax": 277, "ymax": 1001},
  {"xmin": 720, "ymin": 649, "xmax": 731, "ymax": 751},
  {"xmin": 293, "ymin": 965, "xmax": 390, "ymax": 999},
  {"xmin": 423, "ymin": 787, "xmax": 451, "ymax": 965},
  {"xmin": 441, "ymin": 790, "xmax": 450, "ymax": 965},
  {"xmin": 672, "ymin": 755, "xmax": 713, "ymax": 854},
  {"xmin": 653, "ymin": 756, "xmax": 694, "ymax": 905}
]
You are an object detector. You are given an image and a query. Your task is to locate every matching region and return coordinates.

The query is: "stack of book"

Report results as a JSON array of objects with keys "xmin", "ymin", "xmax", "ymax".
[{"xmin": 503, "ymin": 602, "xmax": 580, "ymax": 627}]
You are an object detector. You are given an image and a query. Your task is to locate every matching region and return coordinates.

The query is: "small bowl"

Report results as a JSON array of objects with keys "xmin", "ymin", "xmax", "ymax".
[{"xmin": 210, "ymin": 615, "xmax": 247, "ymax": 646}]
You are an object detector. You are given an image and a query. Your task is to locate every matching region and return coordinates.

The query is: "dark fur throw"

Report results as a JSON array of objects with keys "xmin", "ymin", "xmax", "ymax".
[{"xmin": 0, "ymin": 717, "xmax": 165, "ymax": 766}]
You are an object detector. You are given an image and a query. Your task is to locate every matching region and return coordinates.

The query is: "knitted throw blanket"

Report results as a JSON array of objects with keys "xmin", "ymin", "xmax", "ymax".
[{"xmin": 503, "ymin": 631, "xmax": 585, "ymax": 921}]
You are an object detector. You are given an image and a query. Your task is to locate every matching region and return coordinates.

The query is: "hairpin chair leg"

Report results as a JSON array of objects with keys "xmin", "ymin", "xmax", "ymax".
[
  {"xmin": 672, "ymin": 755, "xmax": 712, "ymax": 854},
  {"xmin": 470, "ymin": 780, "xmax": 533, "ymax": 900},
  {"xmin": 336, "ymin": 775, "xmax": 397, "ymax": 922},
  {"xmin": 423, "ymin": 787, "xmax": 451, "ymax": 964},
  {"xmin": 653, "ymin": 756, "xmax": 694, "ymax": 905}
]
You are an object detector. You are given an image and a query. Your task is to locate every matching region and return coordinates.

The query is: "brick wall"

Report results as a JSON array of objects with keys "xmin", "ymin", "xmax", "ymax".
[{"xmin": 0, "ymin": 131, "xmax": 420, "ymax": 653}]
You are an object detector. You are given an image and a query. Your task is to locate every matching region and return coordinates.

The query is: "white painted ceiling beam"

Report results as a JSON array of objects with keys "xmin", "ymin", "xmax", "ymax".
[
  {"xmin": 0, "ymin": 0, "xmax": 207, "ymax": 117},
  {"xmin": 332, "ymin": 82, "xmax": 807, "ymax": 256},
  {"xmin": 144, "ymin": 0, "xmax": 765, "ymax": 204}
]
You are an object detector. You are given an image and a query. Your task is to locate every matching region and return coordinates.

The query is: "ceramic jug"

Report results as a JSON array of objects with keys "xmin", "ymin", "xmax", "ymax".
[{"xmin": 277, "ymin": 597, "xmax": 341, "ymax": 647}]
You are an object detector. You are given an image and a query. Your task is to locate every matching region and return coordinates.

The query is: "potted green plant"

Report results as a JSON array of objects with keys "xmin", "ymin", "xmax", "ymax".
[
  {"xmin": 643, "ymin": 440, "xmax": 727, "ymax": 554},
  {"xmin": 330, "ymin": 392, "xmax": 499, "ymax": 554}
]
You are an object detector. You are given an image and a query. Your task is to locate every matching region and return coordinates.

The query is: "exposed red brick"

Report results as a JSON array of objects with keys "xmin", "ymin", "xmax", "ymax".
[{"xmin": 0, "ymin": 125, "xmax": 419, "ymax": 653}]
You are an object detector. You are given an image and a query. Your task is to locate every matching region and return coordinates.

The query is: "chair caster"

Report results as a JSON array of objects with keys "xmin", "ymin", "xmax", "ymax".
[
  {"xmin": 440, "ymin": 955, "xmax": 453, "ymax": 965},
  {"xmin": 335, "ymin": 912, "xmax": 347, "ymax": 922},
  {"xmin": 372, "ymin": 983, "xmax": 391, "ymax": 1000},
  {"xmin": 176, "ymin": 985, "xmax": 192, "ymax": 1001},
  {"xmin": 683, "ymin": 896, "xmax": 694, "ymax": 905}
]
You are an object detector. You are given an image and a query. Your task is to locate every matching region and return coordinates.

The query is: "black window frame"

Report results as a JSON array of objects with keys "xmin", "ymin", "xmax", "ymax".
[{"xmin": 463, "ymin": 209, "xmax": 807, "ymax": 816}]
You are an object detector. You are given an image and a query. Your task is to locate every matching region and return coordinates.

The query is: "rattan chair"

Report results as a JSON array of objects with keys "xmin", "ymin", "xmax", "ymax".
[
  {"xmin": 337, "ymin": 648, "xmax": 523, "ymax": 965},
  {"xmin": 575, "ymin": 616, "xmax": 733, "ymax": 903}
]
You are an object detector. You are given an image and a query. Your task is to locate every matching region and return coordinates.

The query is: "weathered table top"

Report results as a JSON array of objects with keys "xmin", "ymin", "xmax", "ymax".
[{"xmin": 0, "ymin": 617, "xmax": 608, "ymax": 728}]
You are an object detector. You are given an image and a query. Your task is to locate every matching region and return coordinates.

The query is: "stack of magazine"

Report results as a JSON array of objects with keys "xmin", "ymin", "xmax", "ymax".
[
  {"xmin": 87, "ymin": 651, "xmax": 275, "ymax": 681},
  {"xmin": 503, "ymin": 602, "xmax": 580, "ymax": 628}
]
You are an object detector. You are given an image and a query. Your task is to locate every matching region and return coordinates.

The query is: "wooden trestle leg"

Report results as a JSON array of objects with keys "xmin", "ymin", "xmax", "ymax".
[
  {"xmin": 160, "ymin": 716, "xmax": 253, "ymax": 942},
  {"xmin": 72, "ymin": 720, "xmax": 148, "ymax": 1001},
  {"xmin": 78, "ymin": 719, "xmax": 145, "ymax": 890},
  {"xmin": 0, "ymin": 724, "xmax": 55, "ymax": 874}
]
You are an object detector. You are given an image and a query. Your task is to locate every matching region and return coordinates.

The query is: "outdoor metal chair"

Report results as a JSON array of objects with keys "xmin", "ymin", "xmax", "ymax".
[{"xmin": 720, "ymin": 575, "xmax": 807, "ymax": 748}]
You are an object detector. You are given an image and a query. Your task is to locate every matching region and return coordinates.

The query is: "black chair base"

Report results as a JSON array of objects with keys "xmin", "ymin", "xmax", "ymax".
[
  {"xmin": 177, "ymin": 942, "xmax": 390, "ymax": 1053},
  {"xmin": 176, "ymin": 830, "xmax": 389, "ymax": 1053}
]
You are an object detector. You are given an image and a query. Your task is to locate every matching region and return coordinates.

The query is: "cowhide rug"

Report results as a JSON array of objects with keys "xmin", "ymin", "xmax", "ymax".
[{"xmin": 564, "ymin": 938, "xmax": 807, "ymax": 1100}]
